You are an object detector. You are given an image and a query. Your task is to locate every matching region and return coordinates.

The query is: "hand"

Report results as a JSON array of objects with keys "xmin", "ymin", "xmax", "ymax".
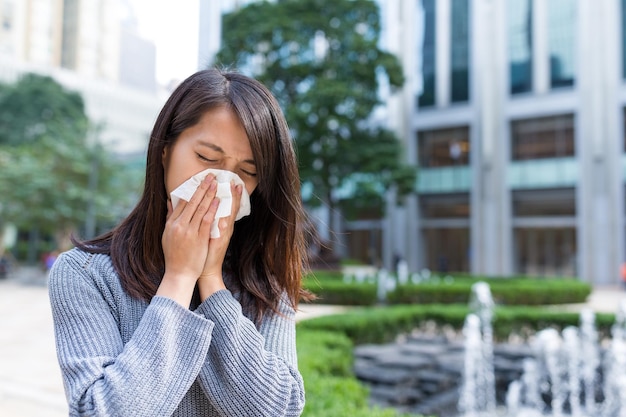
[
  {"xmin": 158, "ymin": 175, "xmax": 220, "ymax": 306},
  {"xmin": 197, "ymin": 181, "xmax": 243, "ymax": 300}
]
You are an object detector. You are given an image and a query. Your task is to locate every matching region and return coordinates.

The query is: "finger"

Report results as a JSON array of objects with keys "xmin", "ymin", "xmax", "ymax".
[
  {"xmin": 179, "ymin": 175, "xmax": 215, "ymax": 223},
  {"xmin": 200, "ymin": 197, "xmax": 221, "ymax": 237},
  {"xmin": 189, "ymin": 178, "xmax": 219, "ymax": 230},
  {"xmin": 215, "ymin": 182, "xmax": 242, "ymax": 238},
  {"xmin": 230, "ymin": 182, "xmax": 243, "ymax": 219},
  {"xmin": 166, "ymin": 198, "xmax": 173, "ymax": 221}
]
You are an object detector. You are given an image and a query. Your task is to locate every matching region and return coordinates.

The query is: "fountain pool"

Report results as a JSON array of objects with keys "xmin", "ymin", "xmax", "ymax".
[{"xmin": 460, "ymin": 282, "xmax": 626, "ymax": 417}]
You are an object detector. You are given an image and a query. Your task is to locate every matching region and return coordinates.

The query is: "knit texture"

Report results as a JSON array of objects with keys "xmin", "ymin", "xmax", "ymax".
[{"xmin": 48, "ymin": 248, "xmax": 305, "ymax": 416}]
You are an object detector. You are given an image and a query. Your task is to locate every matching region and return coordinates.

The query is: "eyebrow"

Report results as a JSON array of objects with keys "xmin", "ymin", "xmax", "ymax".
[{"xmin": 199, "ymin": 141, "xmax": 256, "ymax": 166}]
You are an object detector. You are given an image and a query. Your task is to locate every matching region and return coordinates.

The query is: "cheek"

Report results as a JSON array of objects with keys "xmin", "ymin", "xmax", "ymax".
[
  {"xmin": 163, "ymin": 161, "xmax": 187, "ymax": 196},
  {"xmin": 244, "ymin": 180, "xmax": 258, "ymax": 196}
]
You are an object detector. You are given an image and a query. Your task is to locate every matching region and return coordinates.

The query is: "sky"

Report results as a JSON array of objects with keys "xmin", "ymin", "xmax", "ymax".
[{"xmin": 129, "ymin": 0, "xmax": 200, "ymax": 85}]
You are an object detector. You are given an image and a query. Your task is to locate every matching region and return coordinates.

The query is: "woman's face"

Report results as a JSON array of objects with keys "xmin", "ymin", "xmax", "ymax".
[{"xmin": 162, "ymin": 106, "xmax": 259, "ymax": 197}]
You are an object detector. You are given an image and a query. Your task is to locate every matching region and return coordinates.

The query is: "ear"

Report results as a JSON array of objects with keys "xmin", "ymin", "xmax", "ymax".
[{"xmin": 162, "ymin": 146, "xmax": 169, "ymax": 169}]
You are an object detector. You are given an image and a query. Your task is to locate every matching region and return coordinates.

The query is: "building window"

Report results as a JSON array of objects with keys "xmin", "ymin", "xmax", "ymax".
[
  {"xmin": 548, "ymin": 0, "xmax": 576, "ymax": 88},
  {"xmin": 418, "ymin": 126, "xmax": 470, "ymax": 167},
  {"xmin": 623, "ymin": 0, "xmax": 626, "ymax": 79},
  {"xmin": 418, "ymin": 0, "xmax": 436, "ymax": 108},
  {"xmin": 450, "ymin": 0, "xmax": 470, "ymax": 103},
  {"xmin": 623, "ymin": 108, "xmax": 626, "ymax": 151},
  {"xmin": 514, "ymin": 228, "xmax": 577, "ymax": 277},
  {"xmin": 513, "ymin": 189, "xmax": 576, "ymax": 217},
  {"xmin": 422, "ymin": 227, "xmax": 470, "ymax": 273},
  {"xmin": 511, "ymin": 114, "xmax": 575, "ymax": 160},
  {"xmin": 421, "ymin": 195, "xmax": 470, "ymax": 218},
  {"xmin": 508, "ymin": 0, "xmax": 533, "ymax": 94}
]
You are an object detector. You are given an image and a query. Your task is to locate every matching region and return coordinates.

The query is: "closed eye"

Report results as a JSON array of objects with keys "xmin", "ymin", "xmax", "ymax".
[
  {"xmin": 197, "ymin": 153, "xmax": 217, "ymax": 163},
  {"xmin": 240, "ymin": 169, "xmax": 257, "ymax": 177}
]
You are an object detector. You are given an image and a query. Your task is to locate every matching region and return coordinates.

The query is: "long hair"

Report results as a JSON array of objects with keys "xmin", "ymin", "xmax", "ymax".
[{"xmin": 76, "ymin": 68, "xmax": 312, "ymax": 323}]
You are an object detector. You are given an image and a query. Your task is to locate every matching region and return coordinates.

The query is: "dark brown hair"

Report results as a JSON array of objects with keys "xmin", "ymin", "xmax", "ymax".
[{"xmin": 76, "ymin": 68, "xmax": 312, "ymax": 323}]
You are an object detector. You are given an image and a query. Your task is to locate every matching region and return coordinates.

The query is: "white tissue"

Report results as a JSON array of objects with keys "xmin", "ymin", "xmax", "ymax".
[{"xmin": 170, "ymin": 168, "xmax": 251, "ymax": 238}]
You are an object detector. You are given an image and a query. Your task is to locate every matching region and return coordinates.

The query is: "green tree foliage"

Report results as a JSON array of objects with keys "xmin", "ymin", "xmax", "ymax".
[
  {"xmin": 0, "ymin": 74, "xmax": 138, "ymax": 251},
  {"xmin": 0, "ymin": 73, "xmax": 89, "ymax": 145},
  {"xmin": 215, "ymin": 0, "xmax": 416, "ymax": 221}
]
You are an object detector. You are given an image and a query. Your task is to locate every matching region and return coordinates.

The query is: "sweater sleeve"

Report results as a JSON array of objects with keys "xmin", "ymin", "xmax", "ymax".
[
  {"xmin": 194, "ymin": 290, "xmax": 305, "ymax": 416},
  {"xmin": 48, "ymin": 252, "xmax": 214, "ymax": 417}
]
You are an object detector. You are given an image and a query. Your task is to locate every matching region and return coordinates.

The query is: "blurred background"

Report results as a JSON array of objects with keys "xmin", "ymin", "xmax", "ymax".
[{"xmin": 0, "ymin": 0, "xmax": 622, "ymax": 287}]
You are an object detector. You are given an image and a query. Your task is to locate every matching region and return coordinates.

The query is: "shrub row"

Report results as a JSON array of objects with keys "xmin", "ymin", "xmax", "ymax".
[
  {"xmin": 297, "ymin": 303, "xmax": 616, "ymax": 416},
  {"xmin": 298, "ymin": 271, "xmax": 598, "ymax": 415},
  {"xmin": 297, "ymin": 329, "xmax": 411, "ymax": 417},
  {"xmin": 304, "ymin": 272, "xmax": 592, "ymax": 307},
  {"xmin": 298, "ymin": 303, "xmax": 616, "ymax": 346}
]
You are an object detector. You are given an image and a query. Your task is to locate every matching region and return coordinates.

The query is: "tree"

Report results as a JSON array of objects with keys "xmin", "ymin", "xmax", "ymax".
[
  {"xmin": 0, "ymin": 74, "xmax": 139, "ymax": 259},
  {"xmin": 0, "ymin": 73, "xmax": 89, "ymax": 145},
  {"xmin": 215, "ymin": 0, "xmax": 416, "ymax": 240}
]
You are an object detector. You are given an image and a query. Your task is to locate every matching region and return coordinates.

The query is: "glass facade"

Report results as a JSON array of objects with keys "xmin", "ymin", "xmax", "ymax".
[
  {"xmin": 548, "ymin": 0, "xmax": 576, "ymax": 88},
  {"xmin": 508, "ymin": 0, "xmax": 533, "ymax": 94},
  {"xmin": 418, "ymin": 126, "xmax": 470, "ymax": 167},
  {"xmin": 514, "ymin": 228, "xmax": 577, "ymax": 277},
  {"xmin": 511, "ymin": 115, "xmax": 575, "ymax": 160},
  {"xmin": 423, "ymin": 228, "xmax": 470, "ymax": 273},
  {"xmin": 512, "ymin": 189, "xmax": 576, "ymax": 217},
  {"xmin": 623, "ymin": 0, "xmax": 626, "ymax": 79},
  {"xmin": 420, "ymin": 194, "xmax": 470, "ymax": 273},
  {"xmin": 450, "ymin": 0, "xmax": 470, "ymax": 103},
  {"xmin": 418, "ymin": 0, "xmax": 436, "ymax": 107},
  {"xmin": 512, "ymin": 190, "xmax": 577, "ymax": 278},
  {"xmin": 421, "ymin": 195, "xmax": 470, "ymax": 218},
  {"xmin": 622, "ymin": 107, "xmax": 626, "ymax": 152}
]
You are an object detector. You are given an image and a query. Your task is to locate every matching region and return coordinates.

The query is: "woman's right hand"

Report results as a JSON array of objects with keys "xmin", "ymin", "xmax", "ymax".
[{"xmin": 157, "ymin": 175, "xmax": 220, "ymax": 306}]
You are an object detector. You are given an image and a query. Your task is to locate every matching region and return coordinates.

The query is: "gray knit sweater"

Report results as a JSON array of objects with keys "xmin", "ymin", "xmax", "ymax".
[{"xmin": 48, "ymin": 248, "xmax": 305, "ymax": 416}]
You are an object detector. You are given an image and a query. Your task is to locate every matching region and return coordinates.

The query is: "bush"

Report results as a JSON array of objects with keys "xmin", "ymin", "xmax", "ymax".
[
  {"xmin": 305, "ymin": 279, "xmax": 378, "ymax": 305},
  {"xmin": 298, "ymin": 304, "xmax": 616, "ymax": 345},
  {"xmin": 304, "ymin": 272, "xmax": 592, "ymax": 307},
  {"xmin": 297, "ymin": 329, "xmax": 413, "ymax": 417},
  {"xmin": 297, "ymin": 274, "xmax": 606, "ymax": 416},
  {"xmin": 297, "ymin": 295, "xmax": 614, "ymax": 416}
]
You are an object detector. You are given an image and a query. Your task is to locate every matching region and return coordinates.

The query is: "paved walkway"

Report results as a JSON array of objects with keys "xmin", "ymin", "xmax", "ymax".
[{"xmin": 0, "ymin": 266, "xmax": 624, "ymax": 417}]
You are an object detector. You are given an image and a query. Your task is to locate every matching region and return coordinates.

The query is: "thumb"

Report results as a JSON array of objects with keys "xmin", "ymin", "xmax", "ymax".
[{"xmin": 166, "ymin": 198, "xmax": 173, "ymax": 220}]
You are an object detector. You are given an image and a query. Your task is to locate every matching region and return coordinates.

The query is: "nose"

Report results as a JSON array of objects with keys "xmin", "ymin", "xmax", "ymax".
[{"xmin": 221, "ymin": 159, "xmax": 238, "ymax": 173}]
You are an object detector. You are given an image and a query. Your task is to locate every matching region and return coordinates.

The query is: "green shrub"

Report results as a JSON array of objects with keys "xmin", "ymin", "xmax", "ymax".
[
  {"xmin": 297, "ymin": 299, "xmax": 614, "ymax": 416},
  {"xmin": 299, "ymin": 304, "xmax": 615, "ymax": 345},
  {"xmin": 305, "ymin": 279, "xmax": 378, "ymax": 305},
  {"xmin": 297, "ymin": 329, "xmax": 414, "ymax": 417},
  {"xmin": 304, "ymin": 271, "xmax": 593, "ymax": 307}
]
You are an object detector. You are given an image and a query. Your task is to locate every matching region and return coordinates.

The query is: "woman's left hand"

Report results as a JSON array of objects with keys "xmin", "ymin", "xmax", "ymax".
[{"xmin": 197, "ymin": 182, "xmax": 243, "ymax": 300}]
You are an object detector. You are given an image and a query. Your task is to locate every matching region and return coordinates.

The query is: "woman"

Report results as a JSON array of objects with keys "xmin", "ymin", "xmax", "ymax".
[{"xmin": 48, "ymin": 68, "xmax": 312, "ymax": 416}]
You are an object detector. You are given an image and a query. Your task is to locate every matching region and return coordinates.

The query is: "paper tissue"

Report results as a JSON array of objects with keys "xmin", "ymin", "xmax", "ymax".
[{"xmin": 170, "ymin": 169, "xmax": 251, "ymax": 238}]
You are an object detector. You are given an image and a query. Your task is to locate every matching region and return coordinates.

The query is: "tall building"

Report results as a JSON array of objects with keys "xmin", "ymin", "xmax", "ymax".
[
  {"xmin": 388, "ymin": 0, "xmax": 623, "ymax": 285},
  {"xmin": 0, "ymin": 0, "xmax": 163, "ymax": 155},
  {"xmin": 197, "ymin": 0, "xmax": 259, "ymax": 71},
  {"xmin": 198, "ymin": 0, "xmax": 622, "ymax": 284}
]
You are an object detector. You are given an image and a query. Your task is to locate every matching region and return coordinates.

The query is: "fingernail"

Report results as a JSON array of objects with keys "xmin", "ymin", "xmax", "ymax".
[{"xmin": 237, "ymin": 184, "xmax": 243, "ymax": 195}]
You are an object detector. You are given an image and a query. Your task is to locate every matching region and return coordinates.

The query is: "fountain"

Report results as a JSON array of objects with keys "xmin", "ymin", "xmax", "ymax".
[
  {"xmin": 458, "ymin": 282, "xmax": 497, "ymax": 417},
  {"xmin": 459, "ymin": 283, "xmax": 626, "ymax": 417}
]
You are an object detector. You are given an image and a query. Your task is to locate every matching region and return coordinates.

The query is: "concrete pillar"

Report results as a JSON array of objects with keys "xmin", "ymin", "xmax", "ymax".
[
  {"xmin": 576, "ymin": 0, "xmax": 624, "ymax": 285},
  {"xmin": 471, "ymin": 0, "xmax": 510, "ymax": 276}
]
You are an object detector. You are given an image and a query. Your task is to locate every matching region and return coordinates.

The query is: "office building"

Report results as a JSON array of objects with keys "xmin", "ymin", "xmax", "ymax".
[{"xmin": 385, "ymin": 0, "xmax": 623, "ymax": 285}]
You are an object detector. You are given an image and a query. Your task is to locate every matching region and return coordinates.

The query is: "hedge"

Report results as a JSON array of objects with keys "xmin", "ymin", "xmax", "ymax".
[
  {"xmin": 297, "ymin": 304, "xmax": 616, "ymax": 415},
  {"xmin": 297, "ymin": 329, "xmax": 415, "ymax": 417},
  {"xmin": 298, "ymin": 304, "xmax": 616, "ymax": 346},
  {"xmin": 304, "ymin": 272, "xmax": 592, "ymax": 307}
]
